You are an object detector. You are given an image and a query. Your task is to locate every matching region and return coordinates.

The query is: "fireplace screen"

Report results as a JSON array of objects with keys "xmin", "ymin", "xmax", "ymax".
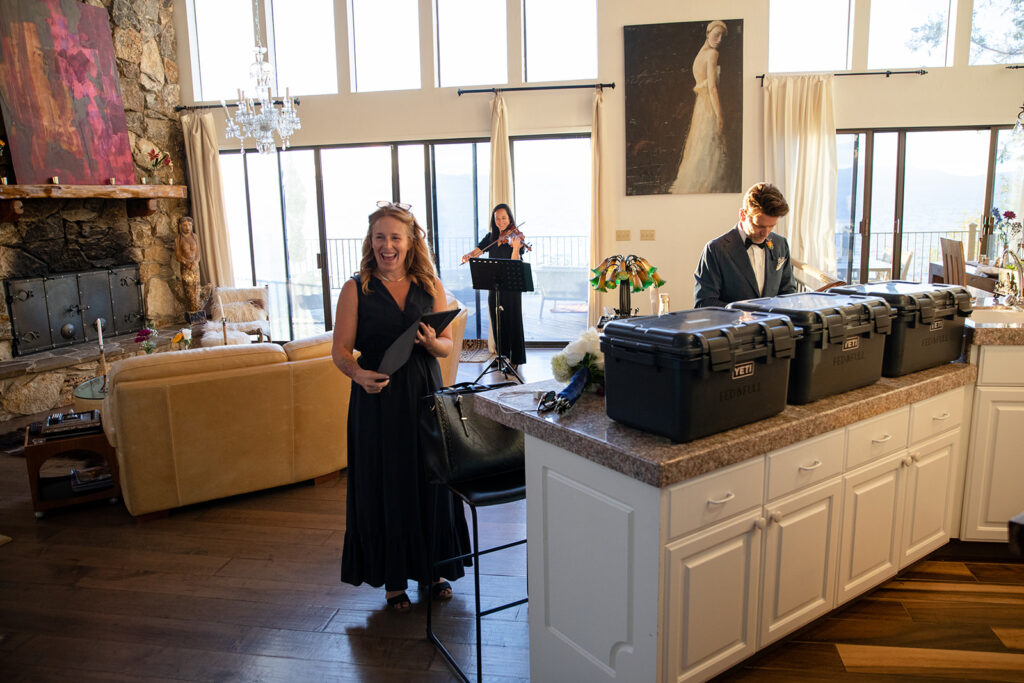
[{"xmin": 4, "ymin": 265, "xmax": 144, "ymax": 356}]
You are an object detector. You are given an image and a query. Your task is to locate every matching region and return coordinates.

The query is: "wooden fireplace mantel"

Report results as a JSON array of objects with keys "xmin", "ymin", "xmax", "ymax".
[{"xmin": 0, "ymin": 184, "xmax": 188, "ymax": 221}]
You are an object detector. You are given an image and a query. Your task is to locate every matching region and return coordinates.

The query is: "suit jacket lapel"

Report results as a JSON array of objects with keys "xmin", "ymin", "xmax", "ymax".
[{"xmin": 725, "ymin": 226, "xmax": 760, "ymax": 297}]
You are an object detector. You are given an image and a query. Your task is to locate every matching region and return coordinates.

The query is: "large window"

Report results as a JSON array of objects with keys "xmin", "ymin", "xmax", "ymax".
[
  {"xmin": 523, "ymin": 0, "xmax": 598, "ymax": 82},
  {"xmin": 768, "ymin": 0, "xmax": 852, "ymax": 73},
  {"xmin": 189, "ymin": 0, "xmax": 338, "ymax": 101},
  {"xmin": 270, "ymin": 0, "xmax": 338, "ymax": 96},
  {"xmin": 436, "ymin": 0, "xmax": 507, "ymax": 87},
  {"xmin": 348, "ymin": 0, "xmax": 421, "ymax": 92},
  {"xmin": 221, "ymin": 135, "xmax": 591, "ymax": 343},
  {"xmin": 835, "ymin": 126, "xmax": 1002, "ymax": 285},
  {"xmin": 868, "ymin": 0, "xmax": 955, "ymax": 68},
  {"xmin": 769, "ymin": 0, "xmax": 984, "ymax": 73},
  {"xmin": 969, "ymin": 0, "xmax": 1024, "ymax": 65},
  {"xmin": 190, "ymin": 0, "xmax": 256, "ymax": 102}
]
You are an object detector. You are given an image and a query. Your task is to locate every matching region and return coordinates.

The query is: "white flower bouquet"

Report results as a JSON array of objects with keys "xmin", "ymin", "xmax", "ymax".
[{"xmin": 544, "ymin": 327, "xmax": 605, "ymax": 414}]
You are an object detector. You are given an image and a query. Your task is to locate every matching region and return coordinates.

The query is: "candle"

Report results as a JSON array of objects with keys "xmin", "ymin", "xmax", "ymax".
[
  {"xmin": 95, "ymin": 318, "xmax": 104, "ymax": 347},
  {"xmin": 221, "ymin": 98, "xmax": 230, "ymax": 118},
  {"xmin": 218, "ymin": 294, "xmax": 225, "ymax": 320}
]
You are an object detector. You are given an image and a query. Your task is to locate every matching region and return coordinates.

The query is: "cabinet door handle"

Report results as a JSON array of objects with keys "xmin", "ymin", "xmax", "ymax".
[
  {"xmin": 910, "ymin": 452, "xmax": 921, "ymax": 463},
  {"xmin": 902, "ymin": 456, "xmax": 914, "ymax": 467},
  {"xmin": 769, "ymin": 510, "xmax": 784, "ymax": 524},
  {"xmin": 871, "ymin": 434, "xmax": 892, "ymax": 444},
  {"xmin": 706, "ymin": 492, "xmax": 735, "ymax": 506},
  {"xmin": 753, "ymin": 517, "xmax": 766, "ymax": 530},
  {"xmin": 932, "ymin": 412, "xmax": 950, "ymax": 421},
  {"xmin": 798, "ymin": 459, "xmax": 823, "ymax": 472}
]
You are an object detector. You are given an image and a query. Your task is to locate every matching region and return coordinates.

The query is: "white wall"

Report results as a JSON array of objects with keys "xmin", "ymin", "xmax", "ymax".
[{"xmin": 175, "ymin": 0, "xmax": 1022, "ymax": 310}]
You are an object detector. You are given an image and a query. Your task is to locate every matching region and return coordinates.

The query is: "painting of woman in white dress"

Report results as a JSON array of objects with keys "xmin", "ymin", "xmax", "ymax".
[
  {"xmin": 624, "ymin": 19, "xmax": 742, "ymax": 196},
  {"xmin": 670, "ymin": 20, "xmax": 729, "ymax": 194}
]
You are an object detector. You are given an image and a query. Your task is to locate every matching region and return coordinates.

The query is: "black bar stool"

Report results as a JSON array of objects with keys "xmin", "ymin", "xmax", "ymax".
[{"xmin": 427, "ymin": 468, "xmax": 528, "ymax": 683}]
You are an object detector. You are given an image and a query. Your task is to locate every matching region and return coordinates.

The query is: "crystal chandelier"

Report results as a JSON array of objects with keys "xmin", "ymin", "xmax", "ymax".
[{"xmin": 221, "ymin": 0, "xmax": 300, "ymax": 154}]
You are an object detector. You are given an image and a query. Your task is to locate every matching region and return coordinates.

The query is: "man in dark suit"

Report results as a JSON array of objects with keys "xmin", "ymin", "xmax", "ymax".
[{"xmin": 694, "ymin": 182, "xmax": 797, "ymax": 308}]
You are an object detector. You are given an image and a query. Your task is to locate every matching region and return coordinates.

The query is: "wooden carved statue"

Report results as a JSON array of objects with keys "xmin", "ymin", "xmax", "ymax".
[{"xmin": 174, "ymin": 216, "xmax": 202, "ymax": 314}]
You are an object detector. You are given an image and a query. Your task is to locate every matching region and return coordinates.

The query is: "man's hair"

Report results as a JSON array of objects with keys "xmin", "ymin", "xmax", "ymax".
[{"xmin": 743, "ymin": 183, "xmax": 789, "ymax": 218}]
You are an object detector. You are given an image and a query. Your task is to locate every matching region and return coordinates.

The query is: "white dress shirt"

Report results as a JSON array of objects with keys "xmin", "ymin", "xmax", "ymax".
[{"xmin": 738, "ymin": 225, "xmax": 766, "ymax": 295}]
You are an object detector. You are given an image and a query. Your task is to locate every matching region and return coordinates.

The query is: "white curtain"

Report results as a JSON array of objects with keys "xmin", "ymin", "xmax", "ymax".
[
  {"xmin": 486, "ymin": 92, "xmax": 514, "ymax": 354},
  {"xmin": 763, "ymin": 74, "xmax": 837, "ymax": 275},
  {"xmin": 180, "ymin": 112, "xmax": 235, "ymax": 287},
  {"xmin": 489, "ymin": 91, "xmax": 514, "ymax": 211},
  {"xmin": 589, "ymin": 86, "xmax": 605, "ymax": 326}
]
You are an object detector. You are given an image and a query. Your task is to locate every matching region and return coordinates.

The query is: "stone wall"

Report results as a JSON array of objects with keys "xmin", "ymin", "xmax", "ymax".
[{"xmin": 0, "ymin": 0, "xmax": 189, "ymax": 364}]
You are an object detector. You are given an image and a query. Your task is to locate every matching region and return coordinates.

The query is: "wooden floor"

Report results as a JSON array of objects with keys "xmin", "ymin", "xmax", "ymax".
[{"xmin": 0, "ymin": 352, "xmax": 1022, "ymax": 681}]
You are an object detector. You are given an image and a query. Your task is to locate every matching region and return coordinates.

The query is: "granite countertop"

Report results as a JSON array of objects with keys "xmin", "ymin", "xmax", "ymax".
[
  {"xmin": 475, "ymin": 362, "xmax": 977, "ymax": 489},
  {"xmin": 965, "ymin": 295, "xmax": 1024, "ymax": 346}
]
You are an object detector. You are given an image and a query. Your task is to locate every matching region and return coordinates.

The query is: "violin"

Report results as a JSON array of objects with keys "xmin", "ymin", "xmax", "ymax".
[
  {"xmin": 495, "ymin": 225, "xmax": 532, "ymax": 253},
  {"xmin": 461, "ymin": 221, "xmax": 532, "ymax": 265}
]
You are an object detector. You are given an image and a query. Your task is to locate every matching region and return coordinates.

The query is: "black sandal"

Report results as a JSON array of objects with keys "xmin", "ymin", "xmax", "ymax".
[
  {"xmin": 431, "ymin": 580, "xmax": 453, "ymax": 601},
  {"xmin": 386, "ymin": 591, "xmax": 411, "ymax": 611}
]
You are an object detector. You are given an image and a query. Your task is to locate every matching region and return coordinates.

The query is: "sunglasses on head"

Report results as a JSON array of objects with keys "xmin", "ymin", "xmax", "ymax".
[{"xmin": 376, "ymin": 200, "xmax": 412, "ymax": 211}]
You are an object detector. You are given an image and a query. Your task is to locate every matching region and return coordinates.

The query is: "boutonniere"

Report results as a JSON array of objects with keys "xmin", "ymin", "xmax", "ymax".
[{"xmin": 766, "ymin": 239, "xmax": 774, "ymax": 250}]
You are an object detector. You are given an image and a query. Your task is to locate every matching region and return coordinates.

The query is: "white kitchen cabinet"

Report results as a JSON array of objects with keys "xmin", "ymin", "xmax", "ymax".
[
  {"xmin": 759, "ymin": 476, "xmax": 843, "ymax": 647},
  {"xmin": 836, "ymin": 450, "xmax": 907, "ymax": 606},
  {"xmin": 900, "ymin": 429, "xmax": 959, "ymax": 566},
  {"xmin": 516, "ymin": 383, "xmax": 972, "ymax": 682},
  {"xmin": 962, "ymin": 384, "xmax": 1024, "ymax": 541},
  {"xmin": 664, "ymin": 509, "xmax": 764, "ymax": 683}
]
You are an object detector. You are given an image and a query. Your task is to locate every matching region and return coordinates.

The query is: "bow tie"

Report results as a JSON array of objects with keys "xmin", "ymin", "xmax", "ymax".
[{"xmin": 745, "ymin": 237, "xmax": 767, "ymax": 250}]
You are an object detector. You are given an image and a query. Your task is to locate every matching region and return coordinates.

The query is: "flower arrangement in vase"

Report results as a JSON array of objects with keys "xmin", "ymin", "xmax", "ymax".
[
  {"xmin": 171, "ymin": 327, "xmax": 192, "ymax": 350},
  {"xmin": 146, "ymin": 146, "xmax": 173, "ymax": 184},
  {"xmin": 134, "ymin": 326, "xmax": 157, "ymax": 354}
]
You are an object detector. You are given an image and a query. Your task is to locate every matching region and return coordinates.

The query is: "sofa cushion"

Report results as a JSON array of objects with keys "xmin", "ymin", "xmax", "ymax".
[
  {"xmin": 283, "ymin": 332, "xmax": 333, "ymax": 361},
  {"xmin": 109, "ymin": 342, "xmax": 287, "ymax": 385}
]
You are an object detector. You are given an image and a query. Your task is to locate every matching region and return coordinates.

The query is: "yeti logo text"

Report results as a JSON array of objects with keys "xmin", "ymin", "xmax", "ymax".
[
  {"xmin": 843, "ymin": 337, "xmax": 860, "ymax": 351},
  {"xmin": 930, "ymin": 321, "xmax": 944, "ymax": 331},
  {"xmin": 733, "ymin": 361, "xmax": 754, "ymax": 379}
]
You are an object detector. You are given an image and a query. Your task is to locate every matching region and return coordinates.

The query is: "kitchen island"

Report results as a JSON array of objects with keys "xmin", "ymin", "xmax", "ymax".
[{"xmin": 475, "ymin": 361, "xmax": 977, "ymax": 682}]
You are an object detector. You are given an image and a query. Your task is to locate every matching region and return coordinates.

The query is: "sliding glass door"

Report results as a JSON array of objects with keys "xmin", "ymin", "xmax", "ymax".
[
  {"xmin": 837, "ymin": 127, "xmax": 999, "ymax": 286},
  {"xmin": 220, "ymin": 134, "xmax": 591, "ymax": 342}
]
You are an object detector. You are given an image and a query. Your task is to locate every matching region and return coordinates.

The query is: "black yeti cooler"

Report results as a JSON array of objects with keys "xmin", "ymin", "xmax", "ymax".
[
  {"xmin": 830, "ymin": 281, "xmax": 972, "ymax": 376},
  {"xmin": 729, "ymin": 292, "xmax": 894, "ymax": 404},
  {"xmin": 600, "ymin": 308, "xmax": 798, "ymax": 443}
]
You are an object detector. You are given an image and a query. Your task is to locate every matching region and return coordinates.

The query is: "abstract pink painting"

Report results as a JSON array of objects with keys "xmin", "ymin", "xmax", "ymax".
[{"xmin": 0, "ymin": 0, "xmax": 135, "ymax": 185}]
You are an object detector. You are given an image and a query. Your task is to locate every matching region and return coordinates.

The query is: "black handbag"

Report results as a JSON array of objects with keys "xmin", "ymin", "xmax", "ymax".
[{"xmin": 419, "ymin": 381, "xmax": 524, "ymax": 485}]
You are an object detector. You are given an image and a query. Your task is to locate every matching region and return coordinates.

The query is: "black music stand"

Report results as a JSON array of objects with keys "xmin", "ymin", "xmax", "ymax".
[{"xmin": 469, "ymin": 258, "xmax": 534, "ymax": 384}]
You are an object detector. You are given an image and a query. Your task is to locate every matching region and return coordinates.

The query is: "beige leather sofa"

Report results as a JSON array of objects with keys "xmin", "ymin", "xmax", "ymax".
[
  {"xmin": 102, "ymin": 296, "xmax": 467, "ymax": 517},
  {"xmin": 102, "ymin": 335, "xmax": 349, "ymax": 516}
]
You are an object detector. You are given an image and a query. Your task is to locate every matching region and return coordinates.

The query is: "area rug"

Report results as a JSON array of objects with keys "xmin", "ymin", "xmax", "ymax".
[
  {"xmin": 460, "ymin": 339, "xmax": 492, "ymax": 363},
  {"xmin": 0, "ymin": 429, "xmax": 25, "ymax": 455}
]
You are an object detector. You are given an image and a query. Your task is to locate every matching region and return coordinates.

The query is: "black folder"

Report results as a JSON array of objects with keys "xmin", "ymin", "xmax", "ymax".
[{"xmin": 376, "ymin": 309, "xmax": 462, "ymax": 375}]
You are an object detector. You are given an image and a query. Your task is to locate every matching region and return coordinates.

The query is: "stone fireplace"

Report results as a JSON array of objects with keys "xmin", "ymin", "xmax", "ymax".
[{"xmin": 0, "ymin": 0, "xmax": 190, "ymax": 421}]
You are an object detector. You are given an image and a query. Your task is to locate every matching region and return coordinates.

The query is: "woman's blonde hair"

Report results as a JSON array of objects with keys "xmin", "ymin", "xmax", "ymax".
[
  {"xmin": 358, "ymin": 205, "xmax": 438, "ymax": 295},
  {"xmin": 707, "ymin": 20, "xmax": 728, "ymax": 38}
]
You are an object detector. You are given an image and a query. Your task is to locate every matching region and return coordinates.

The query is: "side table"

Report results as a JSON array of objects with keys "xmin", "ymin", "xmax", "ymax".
[
  {"xmin": 73, "ymin": 376, "xmax": 108, "ymax": 413},
  {"xmin": 23, "ymin": 426, "xmax": 121, "ymax": 518}
]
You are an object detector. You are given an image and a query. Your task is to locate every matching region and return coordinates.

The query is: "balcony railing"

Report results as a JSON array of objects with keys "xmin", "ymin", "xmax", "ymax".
[{"xmin": 835, "ymin": 227, "xmax": 976, "ymax": 283}]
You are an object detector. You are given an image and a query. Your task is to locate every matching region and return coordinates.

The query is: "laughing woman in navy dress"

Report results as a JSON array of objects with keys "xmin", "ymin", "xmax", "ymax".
[{"xmin": 332, "ymin": 202, "xmax": 470, "ymax": 611}]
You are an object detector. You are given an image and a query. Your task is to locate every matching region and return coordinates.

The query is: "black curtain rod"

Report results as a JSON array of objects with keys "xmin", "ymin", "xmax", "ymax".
[
  {"xmin": 457, "ymin": 82, "xmax": 615, "ymax": 96},
  {"xmin": 755, "ymin": 69, "xmax": 927, "ymax": 86},
  {"xmin": 174, "ymin": 98, "xmax": 301, "ymax": 112}
]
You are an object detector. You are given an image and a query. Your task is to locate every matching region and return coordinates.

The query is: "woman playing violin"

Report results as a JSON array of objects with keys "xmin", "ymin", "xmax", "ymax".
[{"xmin": 460, "ymin": 203, "xmax": 527, "ymax": 369}]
